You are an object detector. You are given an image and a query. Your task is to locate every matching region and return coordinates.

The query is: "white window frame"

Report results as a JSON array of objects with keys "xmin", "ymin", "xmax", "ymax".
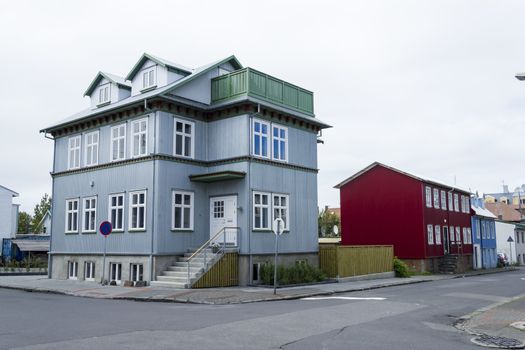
[
  {"xmin": 425, "ymin": 186, "xmax": 432, "ymax": 208},
  {"xmin": 129, "ymin": 190, "xmax": 147, "ymax": 231},
  {"xmin": 465, "ymin": 197, "xmax": 470, "ymax": 213},
  {"xmin": 68, "ymin": 261, "xmax": 78, "ymax": 280},
  {"xmin": 440, "ymin": 190, "xmax": 447, "ymax": 210},
  {"xmin": 271, "ymin": 124, "xmax": 288, "ymax": 162},
  {"xmin": 467, "ymin": 228, "xmax": 472, "ymax": 244},
  {"xmin": 433, "ymin": 188, "xmax": 440, "ymax": 209},
  {"xmin": 462, "ymin": 227, "xmax": 468, "ymax": 244},
  {"xmin": 427, "ymin": 224, "xmax": 434, "ymax": 245},
  {"xmin": 108, "ymin": 193, "xmax": 125, "ymax": 232},
  {"xmin": 435, "ymin": 225, "xmax": 442, "ymax": 245},
  {"xmin": 173, "ymin": 118, "xmax": 195, "ymax": 159},
  {"xmin": 65, "ymin": 198, "xmax": 79, "ymax": 233},
  {"xmin": 130, "ymin": 263, "xmax": 143, "ymax": 282},
  {"xmin": 253, "ymin": 191, "xmax": 271, "ymax": 230},
  {"xmin": 252, "ymin": 119, "xmax": 270, "ymax": 159},
  {"xmin": 84, "ymin": 131, "xmax": 99, "ymax": 167},
  {"xmin": 82, "ymin": 196, "xmax": 97, "ymax": 233},
  {"xmin": 142, "ymin": 67, "xmax": 156, "ymax": 89},
  {"xmin": 110, "ymin": 124, "xmax": 126, "ymax": 162},
  {"xmin": 455, "ymin": 226, "xmax": 461, "ymax": 243},
  {"xmin": 67, "ymin": 135, "xmax": 81, "ymax": 170},
  {"xmin": 110, "ymin": 262, "xmax": 122, "ymax": 284},
  {"xmin": 84, "ymin": 261, "xmax": 95, "ymax": 281},
  {"xmin": 448, "ymin": 192, "xmax": 453, "ymax": 211},
  {"xmin": 98, "ymin": 84, "xmax": 110, "ymax": 104},
  {"xmin": 454, "ymin": 194, "xmax": 459, "ymax": 212},
  {"xmin": 273, "ymin": 193, "xmax": 290, "ymax": 231},
  {"xmin": 131, "ymin": 118, "xmax": 148, "ymax": 158},
  {"xmin": 449, "ymin": 225, "xmax": 455, "ymax": 243},
  {"xmin": 171, "ymin": 191, "xmax": 194, "ymax": 230}
]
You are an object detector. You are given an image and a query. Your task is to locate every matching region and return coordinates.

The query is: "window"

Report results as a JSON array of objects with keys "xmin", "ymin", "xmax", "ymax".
[
  {"xmin": 68, "ymin": 136, "xmax": 81, "ymax": 170},
  {"xmin": 481, "ymin": 221, "xmax": 486, "ymax": 239},
  {"xmin": 142, "ymin": 67, "xmax": 155, "ymax": 89},
  {"xmin": 82, "ymin": 197, "xmax": 97, "ymax": 232},
  {"xmin": 425, "ymin": 186, "xmax": 432, "ymax": 208},
  {"xmin": 131, "ymin": 118, "xmax": 148, "ymax": 157},
  {"xmin": 130, "ymin": 263, "xmax": 143, "ymax": 282},
  {"xmin": 449, "ymin": 225, "xmax": 455, "ymax": 243},
  {"xmin": 213, "ymin": 200, "xmax": 224, "ymax": 218},
  {"xmin": 467, "ymin": 228, "xmax": 472, "ymax": 244},
  {"xmin": 253, "ymin": 192, "xmax": 270, "ymax": 229},
  {"xmin": 433, "ymin": 188, "xmax": 440, "ymax": 209},
  {"xmin": 110, "ymin": 263, "xmax": 122, "ymax": 284},
  {"xmin": 68, "ymin": 261, "xmax": 78, "ymax": 280},
  {"xmin": 252, "ymin": 263, "xmax": 262, "ymax": 282},
  {"xmin": 84, "ymin": 131, "xmax": 99, "ymax": 166},
  {"xmin": 218, "ymin": 67, "xmax": 230, "ymax": 76},
  {"xmin": 98, "ymin": 84, "xmax": 110, "ymax": 104},
  {"xmin": 65, "ymin": 199, "xmax": 79, "ymax": 233},
  {"xmin": 435, "ymin": 225, "xmax": 441, "ymax": 245},
  {"xmin": 462, "ymin": 228, "xmax": 468, "ymax": 244},
  {"xmin": 427, "ymin": 224, "xmax": 434, "ymax": 244},
  {"xmin": 129, "ymin": 191, "xmax": 146, "ymax": 230},
  {"xmin": 448, "ymin": 192, "xmax": 453, "ymax": 211},
  {"xmin": 476, "ymin": 220, "xmax": 481, "ymax": 239},
  {"xmin": 84, "ymin": 261, "xmax": 95, "ymax": 281},
  {"xmin": 441, "ymin": 191, "xmax": 447, "ymax": 210},
  {"xmin": 110, "ymin": 124, "xmax": 126, "ymax": 161},
  {"xmin": 465, "ymin": 197, "xmax": 470, "ymax": 213},
  {"xmin": 454, "ymin": 194, "xmax": 459, "ymax": 212},
  {"xmin": 273, "ymin": 194, "xmax": 289, "ymax": 230},
  {"xmin": 455, "ymin": 226, "xmax": 461, "ymax": 243},
  {"xmin": 253, "ymin": 119, "xmax": 270, "ymax": 158},
  {"xmin": 172, "ymin": 191, "xmax": 193, "ymax": 230},
  {"xmin": 173, "ymin": 118, "xmax": 194, "ymax": 158},
  {"xmin": 108, "ymin": 193, "xmax": 124, "ymax": 231},
  {"xmin": 272, "ymin": 125, "xmax": 288, "ymax": 162}
]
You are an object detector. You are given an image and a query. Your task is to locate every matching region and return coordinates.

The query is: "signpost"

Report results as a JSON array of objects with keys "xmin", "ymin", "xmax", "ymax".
[
  {"xmin": 272, "ymin": 218, "xmax": 285, "ymax": 295},
  {"xmin": 99, "ymin": 221, "xmax": 112, "ymax": 284},
  {"xmin": 508, "ymin": 236, "xmax": 514, "ymax": 264}
]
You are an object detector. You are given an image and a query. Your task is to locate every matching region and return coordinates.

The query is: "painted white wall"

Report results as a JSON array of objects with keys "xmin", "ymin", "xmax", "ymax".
[
  {"xmin": 0, "ymin": 187, "xmax": 17, "ymax": 255},
  {"xmin": 11, "ymin": 204, "xmax": 19, "ymax": 236},
  {"xmin": 495, "ymin": 221, "xmax": 517, "ymax": 263}
]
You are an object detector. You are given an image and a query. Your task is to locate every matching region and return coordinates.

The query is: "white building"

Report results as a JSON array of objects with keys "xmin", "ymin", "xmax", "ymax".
[
  {"xmin": 0, "ymin": 185, "xmax": 19, "ymax": 256},
  {"xmin": 495, "ymin": 221, "xmax": 517, "ymax": 264}
]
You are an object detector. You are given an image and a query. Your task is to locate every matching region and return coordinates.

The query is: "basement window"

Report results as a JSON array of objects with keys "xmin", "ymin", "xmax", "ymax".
[{"xmin": 130, "ymin": 263, "xmax": 143, "ymax": 282}]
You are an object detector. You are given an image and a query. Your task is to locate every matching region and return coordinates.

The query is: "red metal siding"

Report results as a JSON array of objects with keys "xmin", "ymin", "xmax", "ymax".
[{"xmin": 340, "ymin": 166, "xmax": 426, "ymax": 259}]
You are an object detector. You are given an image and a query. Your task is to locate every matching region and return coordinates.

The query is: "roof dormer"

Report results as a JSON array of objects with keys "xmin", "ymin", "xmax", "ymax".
[
  {"xmin": 126, "ymin": 53, "xmax": 192, "ymax": 96},
  {"xmin": 84, "ymin": 72, "xmax": 131, "ymax": 109}
]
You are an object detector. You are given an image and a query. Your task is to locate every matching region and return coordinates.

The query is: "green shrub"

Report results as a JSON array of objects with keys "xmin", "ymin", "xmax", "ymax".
[
  {"xmin": 259, "ymin": 262, "xmax": 326, "ymax": 285},
  {"xmin": 393, "ymin": 257, "xmax": 410, "ymax": 278}
]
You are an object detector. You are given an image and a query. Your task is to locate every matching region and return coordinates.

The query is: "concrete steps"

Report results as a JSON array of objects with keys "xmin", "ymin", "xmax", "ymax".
[{"xmin": 439, "ymin": 254, "xmax": 459, "ymax": 274}]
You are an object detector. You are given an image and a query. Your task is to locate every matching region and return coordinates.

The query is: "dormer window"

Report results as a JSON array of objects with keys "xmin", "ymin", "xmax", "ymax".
[
  {"xmin": 98, "ymin": 85, "xmax": 110, "ymax": 105},
  {"xmin": 142, "ymin": 67, "xmax": 156, "ymax": 89}
]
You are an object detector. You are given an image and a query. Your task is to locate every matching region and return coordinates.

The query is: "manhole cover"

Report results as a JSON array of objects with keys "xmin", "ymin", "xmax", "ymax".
[
  {"xmin": 511, "ymin": 322, "xmax": 525, "ymax": 331},
  {"xmin": 471, "ymin": 334, "xmax": 525, "ymax": 349}
]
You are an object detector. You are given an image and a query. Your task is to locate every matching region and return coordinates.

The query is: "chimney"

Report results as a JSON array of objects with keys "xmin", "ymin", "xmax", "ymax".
[{"xmin": 504, "ymin": 184, "xmax": 509, "ymax": 193}]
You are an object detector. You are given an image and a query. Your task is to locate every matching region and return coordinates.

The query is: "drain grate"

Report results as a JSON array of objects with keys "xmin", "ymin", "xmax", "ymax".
[{"xmin": 471, "ymin": 334, "xmax": 525, "ymax": 349}]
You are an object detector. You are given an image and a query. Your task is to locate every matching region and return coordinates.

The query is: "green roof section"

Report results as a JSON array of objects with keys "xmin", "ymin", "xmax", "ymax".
[
  {"xmin": 189, "ymin": 170, "xmax": 246, "ymax": 183},
  {"xmin": 211, "ymin": 68, "xmax": 314, "ymax": 116}
]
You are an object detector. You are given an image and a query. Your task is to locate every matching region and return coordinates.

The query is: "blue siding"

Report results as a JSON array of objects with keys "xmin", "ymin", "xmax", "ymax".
[{"xmin": 471, "ymin": 215, "xmax": 497, "ymax": 268}]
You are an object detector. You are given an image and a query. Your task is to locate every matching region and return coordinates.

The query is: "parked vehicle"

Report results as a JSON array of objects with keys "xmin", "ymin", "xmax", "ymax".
[{"xmin": 497, "ymin": 252, "xmax": 509, "ymax": 267}]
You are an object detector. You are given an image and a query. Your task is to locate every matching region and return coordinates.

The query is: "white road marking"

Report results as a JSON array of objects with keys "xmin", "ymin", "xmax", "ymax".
[
  {"xmin": 301, "ymin": 296, "xmax": 386, "ymax": 301},
  {"xmin": 520, "ymin": 278, "xmax": 525, "ymax": 280}
]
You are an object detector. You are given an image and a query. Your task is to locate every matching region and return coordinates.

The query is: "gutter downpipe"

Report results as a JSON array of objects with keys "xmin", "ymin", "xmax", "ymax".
[
  {"xmin": 247, "ymin": 104, "xmax": 261, "ymax": 284},
  {"xmin": 146, "ymin": 99, "xmax": 156, "ymax": 283},
  {"xmin": 46, "ymin": 132, "xmax": 56, "ymax": 279}
]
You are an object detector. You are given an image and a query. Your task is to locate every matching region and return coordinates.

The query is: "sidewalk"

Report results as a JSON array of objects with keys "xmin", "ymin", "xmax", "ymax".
[{"xmin": 0, "ymin": 268, "xmax": 518, "ymax": 305}]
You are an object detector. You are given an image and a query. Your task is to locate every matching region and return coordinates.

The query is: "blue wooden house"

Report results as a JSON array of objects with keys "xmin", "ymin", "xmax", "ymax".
[
  {"xmin": 471, "ymin": 197, "xmax": 497, "ymax": 269},
  {"xmin": 40, "ymin": 53, "xmax": 330, "ymax": 287}
]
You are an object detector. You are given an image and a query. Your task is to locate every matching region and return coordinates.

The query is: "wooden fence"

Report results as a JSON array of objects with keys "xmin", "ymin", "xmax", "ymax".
[
  {"xmin": 319, "ymin": 245, "xmax": 393, "ymax": 278},
  {"xmin": 192, "ymin": 252, "xmax": 239, "ymax": 288}
]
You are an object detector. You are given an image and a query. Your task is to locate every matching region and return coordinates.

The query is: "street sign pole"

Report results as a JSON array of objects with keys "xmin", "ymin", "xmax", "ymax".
[
  {"xmin": 272, "ymin": 218, "xmax": 284, "ymax": 295},
  {"xmin": 99, "ymin": 221, "xmax": 113, "ymax": 285},
  {"xmin": 507, "ymin": 236, "xmax": 515, "ymax": 265},
  {"xmin": 102, "ymin": 235, "xmax": 107, "ymax": 284}
]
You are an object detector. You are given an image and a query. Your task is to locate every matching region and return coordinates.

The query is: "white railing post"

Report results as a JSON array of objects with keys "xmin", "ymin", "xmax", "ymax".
[
  {"xmin": 204, "ymin": 246, "xmax": 207, "ymax": 267},
  {"xmin": 187, "ymin": 260, "xmax": 190, "ymax": 286}
]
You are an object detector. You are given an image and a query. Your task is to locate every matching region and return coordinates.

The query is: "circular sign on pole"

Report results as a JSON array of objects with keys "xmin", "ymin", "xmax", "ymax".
[
  {"xmin": 99, "ymin": 221, "xmax": 113, "ymax": 236},
  {"xmin": 273, "ymin": 218, "xmax": 285, "ymax": 236},
  {"xmin": 333, "ymin": 225, "xmax": 339, "ymax": 235}
]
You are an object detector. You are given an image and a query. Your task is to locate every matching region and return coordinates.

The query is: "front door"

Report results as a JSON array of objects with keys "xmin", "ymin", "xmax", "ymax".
[
  {"xmin": 443, "ymin": 226, "xmax": 450, "ymax": 254},
  {"xmin": 210, "ymin": 196, "xmax": 237, "ymax": 245}
]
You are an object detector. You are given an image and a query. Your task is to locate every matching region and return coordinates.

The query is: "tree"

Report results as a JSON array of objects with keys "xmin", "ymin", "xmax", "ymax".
[
  {"xmin": 318, "ymin": 207, "xmax": 340, "ymax": 237},
  {"xmin": 17, "ymin": 211, "xmax": 32, "ymax": 234},
  {"xmin": 30, "ymin": 194, "xmax": 52, "ymax": 233}
]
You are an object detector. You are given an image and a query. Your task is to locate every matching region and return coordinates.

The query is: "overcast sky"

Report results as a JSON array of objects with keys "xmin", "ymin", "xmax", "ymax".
[{"xmin": 1, "ymin": 0, "xmax": 525, "ymax": 213}]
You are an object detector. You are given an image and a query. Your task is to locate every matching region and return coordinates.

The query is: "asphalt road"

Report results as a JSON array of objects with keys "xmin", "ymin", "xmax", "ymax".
[{"xmin": 1, "ymin": 270, "xmax": 524, "ymax": 350}]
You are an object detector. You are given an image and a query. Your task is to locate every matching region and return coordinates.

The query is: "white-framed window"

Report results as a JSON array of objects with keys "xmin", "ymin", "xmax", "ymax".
[
  {"xmin": 108, "ymin": 193, "xmax": 124, "ymax": 232},
  {"xmin": 462, "ymin": 228, "xmax": 468, "ymax": 244},
  {"xmin": 272, "ymin": 125, "xmax": 288, "ymax": 162},
  {"xmin": 130, "ymin": 263, "xmax": 143, "ymax": 282},
  {"xmin": 461, "ymin": 195, "xmax": 466, "ymax": 213},
  {"xmin": 142, "ymin": 67, "xmax": 155, "ymax": 89},
  {"xmin": 84, "ymin": 261, "xmax": 95, "ymax": 281},
  {"xmin": 455, "ymin": 226, "xmax": 461, "ymax": 243},
  {"xmin": 65, "ymin": 198, "xmax": 79, "ymax": 233},
  {"xmin": 68, "ymin": 136, "xmax": 81, "ymax": 170},
  {"xmin": 131, "ymin": 118, "xmax": 148, "ymax": 157},
  {"xmin": 98, "ymin": 84, "xmax": 110, "ymax": 104},
  {"xmin": 253, "ymin": 192, "xmax": 270, "ymax": 230},
  {"xmin": 448, "ymin": 192, "xmax": 453, "ymax": 211},
  {"xmin": 467, "ymin": 228, "xmax": 472, "ymax": 244},
  {"xmin": 481, "ymin": 221, "xmax": 487, "ymax": 239},
  {"xmin": 172, "ymin": 191, "xmax": 193, "ymax": 230},
  {"xmin": 110, "ymin": 263, "xmax": 122, "ymax": 284},
  {"xmin": 441, "ymin": 191, "xmax": 447, "ymax": 210},
  {"xmin": 435, "ymin": 225, "xmax": 442, "ymax": 245},
  {"xmin": 491, "ymin": 224, "xmax": 496, "ymax": 239},
  {"xmin": 454, "ymin": 194, "xmax": 459, "ymax": 212},
  {"xmin": 129, "ymin": 190, "xmax": 146, "ymax": 230},
  {"xmin": 465, "ymin": 197, "xmax": 470, "ymax": 213},
  {"xmin": 68, "ymin": 261, "xmax": 78, "ymax": 280},
  {"xmin": 84, "ymin": 131, "xmax": 99, "ymax": 167},
  {"xmin": 273, "ymin": 194, "xmax": 289, "ymax": 230},
  {"xmin": 425, "ymin": 186, "xmax": 432, "ymax": 208},
  {"xmin": 82, "ymin": 196, "xmax": 97, "ymax": 232},
  {"xmin": 433, "ymin": 188, "xmax": 440, "ymax": 209},
  {"xmin": 449, "ymin": 225, "xmax": 455, "ymax": 243},
  {"xmin": 110, "ymin": 124, "xmax": 126, "ymax": 161},
  {"xmin": 252, "ymin": 119, "xmax": 270, "ymax": 158},
  {"xmin": 427, "ymin": 224, "xmax": 434, "ymax": 245},
  {"xmin": 173, "ymin": 118, "xmax": 194, "ymax": 158}
]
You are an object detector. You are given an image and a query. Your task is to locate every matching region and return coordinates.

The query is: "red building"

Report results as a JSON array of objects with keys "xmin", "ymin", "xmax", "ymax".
[{"xmin": 335, "ymin": 162, "xmax": 473, "ymax": 273}]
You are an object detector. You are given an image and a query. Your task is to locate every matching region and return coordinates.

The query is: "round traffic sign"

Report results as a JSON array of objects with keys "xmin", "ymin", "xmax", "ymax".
[{"xmin": 99, "ymin": 221, "xmax": 113, "ymax": 236}]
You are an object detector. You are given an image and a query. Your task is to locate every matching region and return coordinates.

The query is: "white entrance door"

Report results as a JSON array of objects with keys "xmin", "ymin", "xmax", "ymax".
[
  {"xmin": 473, "ymin": 244, "xmax": 481, "ymax": 269},
  {"xmin": 210, "ymin": 196, "xmax": 237, "ymax": 245}
]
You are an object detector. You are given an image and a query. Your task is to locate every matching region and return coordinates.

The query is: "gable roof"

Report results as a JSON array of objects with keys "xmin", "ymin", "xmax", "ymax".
[
  {"xmin": 485, "ymin": 202, "xmax": 523, "ymax": 222},
  {"xmin": 472, "ymin": 205, "xmax": 497, "ymax": 219},
  {"xmin": 83, "ymin": 72, "xmax": 131, "ymax": 97},
  {"xmin": 334, "ymin": 161, "xmax": 470, "ymax": 193},
  {"xmin": 125, "ymin": 53, "xmax": 193, "ymax": 80},
  {"xmin": 0, "ymin": 185, "xmax": 18, "ymax": 197}
]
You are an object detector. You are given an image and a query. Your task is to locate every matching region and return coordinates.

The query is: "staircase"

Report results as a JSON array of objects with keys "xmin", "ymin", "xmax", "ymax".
[{"xmin": 439, "ymin": 254, "xmax": 458, "ymax": 274}]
